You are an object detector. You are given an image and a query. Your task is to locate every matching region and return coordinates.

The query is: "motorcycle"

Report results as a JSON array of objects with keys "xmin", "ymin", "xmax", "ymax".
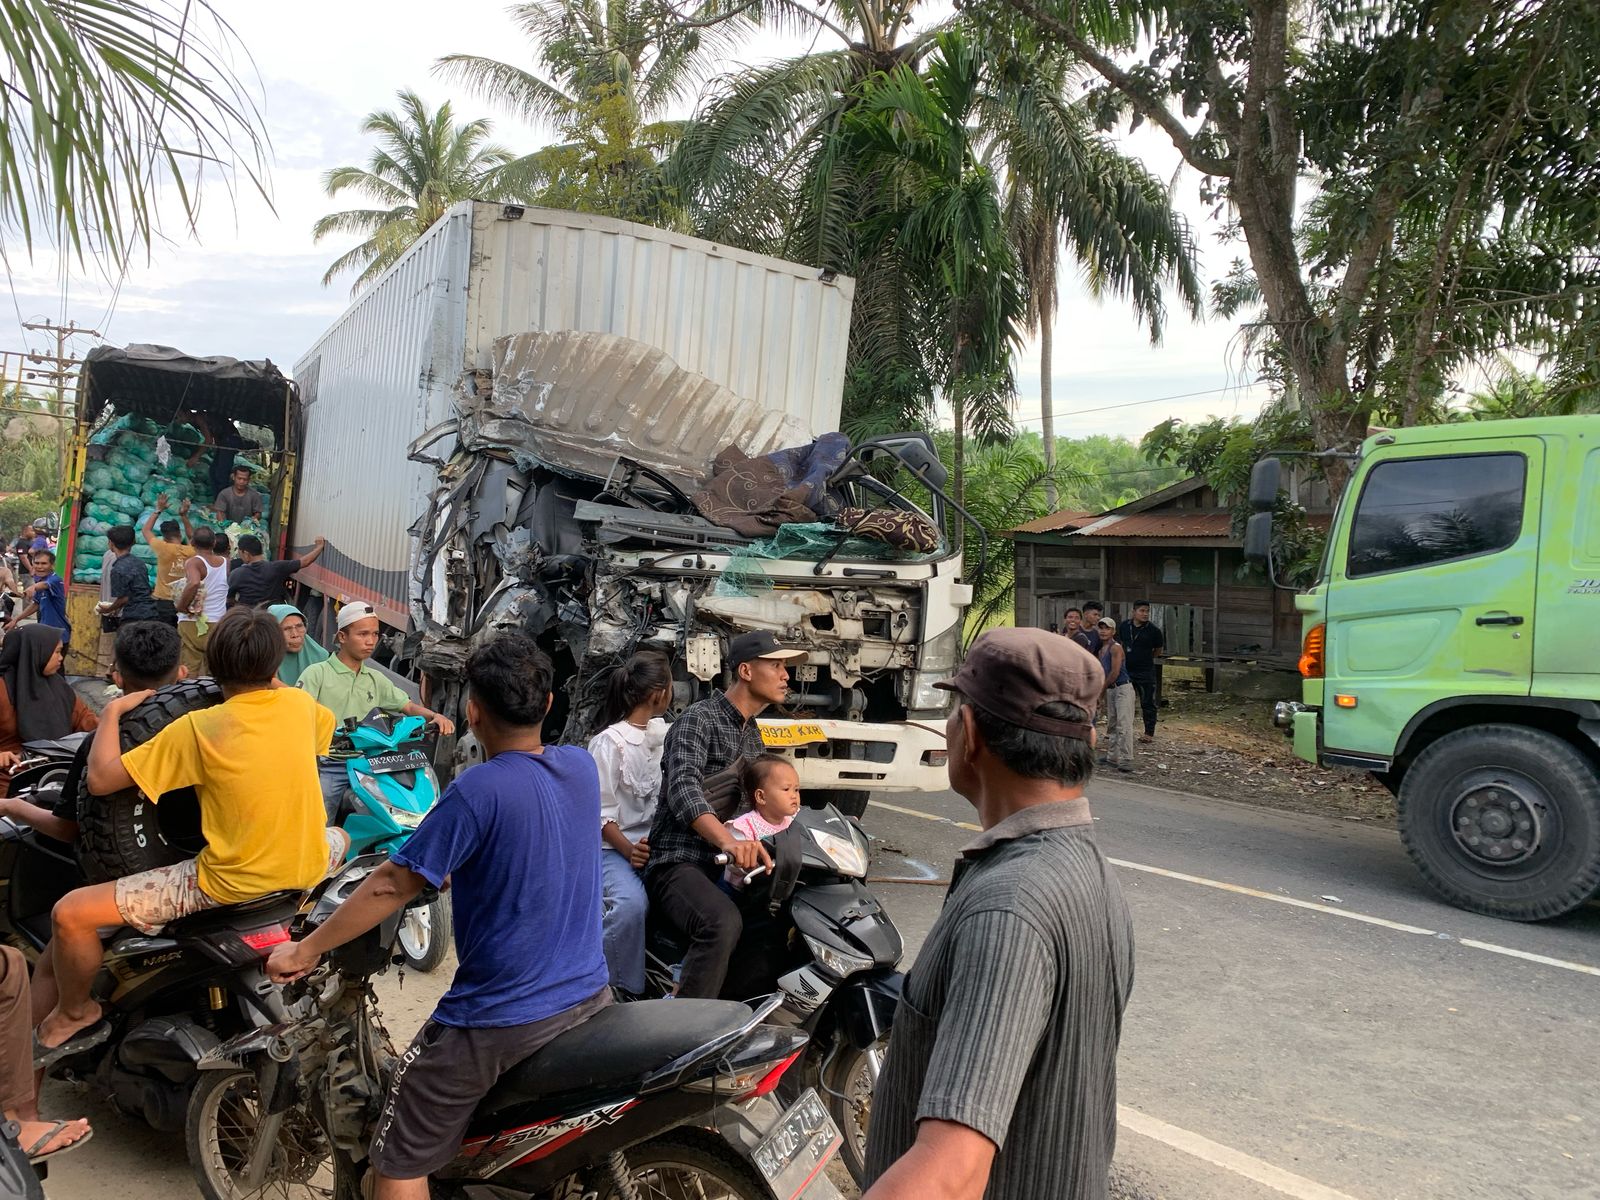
[
  {"xmin": 0, "ymin": 791, "xmax": 303, "ymax": 1144},
  {"xmin": 190, "ymin": 853, "xmax": 846, "ymax": 1200},
  {"xmin": 644, "ymin": 803, "xmax": 904, "ymax": 1185},
  {"xmin": 325, "ymin": 711, "xmax": 450, "ymax": 972}
]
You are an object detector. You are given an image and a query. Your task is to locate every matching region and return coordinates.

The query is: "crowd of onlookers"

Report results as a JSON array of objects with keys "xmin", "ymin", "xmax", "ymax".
[{"xmin": 1053, "ymin": 600, "xmax": 1166, "ymax": 773}]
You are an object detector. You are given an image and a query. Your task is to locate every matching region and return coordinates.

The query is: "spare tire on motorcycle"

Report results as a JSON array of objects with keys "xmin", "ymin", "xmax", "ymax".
[{"xmin": 76, "ymin": 679, "xmax": 221, "ymax": 884}]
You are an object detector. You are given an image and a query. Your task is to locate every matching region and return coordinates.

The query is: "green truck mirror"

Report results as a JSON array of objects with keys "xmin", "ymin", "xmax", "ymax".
[
  {"xmin": 1247, "ymin": 457, "xmax": 1281, "ymax": 512},
  {"xmin": 1243, "ymin": 511, "xmax": 1273, "ymax": 564}
]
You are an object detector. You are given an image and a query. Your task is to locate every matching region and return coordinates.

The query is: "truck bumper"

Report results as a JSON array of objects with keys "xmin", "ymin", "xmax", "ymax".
[{"xmin": 782, "ymin": 718, "xmax": 949, "ymax": 795}]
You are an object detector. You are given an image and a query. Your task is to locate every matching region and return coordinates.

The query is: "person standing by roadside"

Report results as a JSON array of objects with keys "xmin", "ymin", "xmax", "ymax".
[
  {"xmin": 588, "ymin": 651, "xmax": 673, "ymax": 996},
  {"xmin": 1074, "ymin": 601, "xmax": 1105, "ymax": 655},
  {"xmin": 862, "ymin": 628, "xmax": 1133, "ymax": 1200},
  {"xmin": 645, "ymin": 631, "xmax": 793, "ymax": 999},
  {"xmin": 7, "ymin": 549, "xmax": 70, "ymax": 647},
  {"xmin": 176, "ymin": 527, "xmax": 229, "ymax": 676},
  {"xmin": 98, "ymin": 526, "xmax": 163, "ymax": 628},
  {"xmin": 1117, "ymin": 601, "xmax": 1165, "ymax": 744},
  {"xmin": 227, "ymin": 534, "xmax": 326, "ymax": 608},
  {"xmin": 1095, "ymin": 617, "xmax": 1134, "ymax": 774},
  {"xmin": 1061, "ymin": 607, "xmax": 1083, "ymax": 643},
  {"xmin": 140, "ymin": 497, "xmax": 195, "ymax": 625}
]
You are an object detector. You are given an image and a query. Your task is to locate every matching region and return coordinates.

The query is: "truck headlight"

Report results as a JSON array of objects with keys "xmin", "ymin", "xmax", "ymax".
[{"xmin": 910, "ymin": 674, "xmax": 951, "ymax": 712}]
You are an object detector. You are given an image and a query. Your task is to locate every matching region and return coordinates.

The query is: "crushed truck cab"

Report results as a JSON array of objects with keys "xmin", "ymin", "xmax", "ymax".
[{"xmin": 1250, "ymin": 416, "xmax": 1600, "ymax": 921}]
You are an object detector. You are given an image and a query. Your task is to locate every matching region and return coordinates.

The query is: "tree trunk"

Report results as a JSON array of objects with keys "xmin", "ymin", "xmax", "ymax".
[{"xmin": 1039, "ymin": 289, "xmax": 1058, "ymax": 510}]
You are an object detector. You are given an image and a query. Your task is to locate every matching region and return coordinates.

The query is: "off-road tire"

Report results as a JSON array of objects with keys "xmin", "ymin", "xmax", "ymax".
[
  {"xmin": 77, "ymin": 679, "xmax": 222, "ymax": 884},
  {"xmin": 1397, "ymin": 724, "xmax": 1600, "ymax": 921},
  {"xmin": 593, "ymin": 1131, "xmax": 770, "ymax": 1200},
  {"xmin": 186, "ymin": 1066, "xmax": 356, "ymax": 1200},
  {"xmin": 806, "ymin": 789, "xmax": 870, "ymax": 820}
]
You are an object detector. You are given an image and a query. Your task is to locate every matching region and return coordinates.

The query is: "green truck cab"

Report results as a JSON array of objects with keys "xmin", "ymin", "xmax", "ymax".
[{"xmin": 1246, "ymin": 416, "xmax": 1600, "ymax": 921}]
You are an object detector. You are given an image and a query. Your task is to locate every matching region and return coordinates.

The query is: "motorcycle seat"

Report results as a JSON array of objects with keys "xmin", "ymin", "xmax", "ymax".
[
  {"xmin": 477, "ymin": 999, "xmax": 751, "ymax": 1114},
  {"xmin": 21, "ymin": 733, "xmax": 89, "ymax": 757},
  {"xmin": 163, "ymin": 890, "xmax": 304, "ymax": 937}
]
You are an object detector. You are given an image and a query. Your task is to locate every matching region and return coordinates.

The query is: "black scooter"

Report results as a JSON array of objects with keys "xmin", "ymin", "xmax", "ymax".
[
  {"xmin": 191, "ymin": 853, "xmax": 845, "ymax": 1200},
  {"xmin": 643, "ymin": 803, "xmax": 904, "ymax": 1184}
]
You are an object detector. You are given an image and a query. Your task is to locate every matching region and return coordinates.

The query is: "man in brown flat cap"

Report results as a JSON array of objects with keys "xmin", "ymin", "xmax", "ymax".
[{"xmin": 863, "ymin": 627, "xmax": 1135, "ymax": 1200}]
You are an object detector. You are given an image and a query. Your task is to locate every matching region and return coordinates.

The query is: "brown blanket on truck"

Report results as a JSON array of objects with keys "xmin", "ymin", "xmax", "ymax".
[{"xmin": 691, "ymin": 445, "xmax": 817, "ymax": 537}]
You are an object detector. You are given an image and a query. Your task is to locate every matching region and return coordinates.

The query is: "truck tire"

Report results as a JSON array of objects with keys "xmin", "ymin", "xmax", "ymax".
[
  {"xmin": 77, "ymin": 680, "xmax": 222, "ymax": 884},
  {"xmin": 1397, "ymin": 724, "xmax": 1600, "ymax": 921},
  {"xmin": 805, "ymin": 789, "xmax": 870, "ymax": 820}
]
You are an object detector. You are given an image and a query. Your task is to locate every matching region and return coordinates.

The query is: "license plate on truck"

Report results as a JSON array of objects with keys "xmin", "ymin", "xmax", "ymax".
[
  {"xmin": 751, "ymin": 1089, "xmax": 841, "ymax": 1198},
  {"xmin": 760, "ymin": 722, "xmax": 827, "ymax": 748}
]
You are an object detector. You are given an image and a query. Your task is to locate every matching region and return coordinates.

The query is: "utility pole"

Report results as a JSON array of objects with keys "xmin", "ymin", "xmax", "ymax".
[{"xmin": 20, "ymin": 320, "xmax": 99, "ymax": 505}]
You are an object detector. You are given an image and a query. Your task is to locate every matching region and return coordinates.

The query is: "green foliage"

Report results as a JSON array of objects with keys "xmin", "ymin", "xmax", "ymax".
[
  {"xmin": 0, "ymin": 433, "xmax": 62, "ymax": 497},
  {"xmin": 0, "ymin": 492, "xmax": 54, "ymax": 540},
  {"xmin": 314, "ymin": 90, "xmax": 515, "ymax": 291},
  {"xmin": 0, "ymin": 0, "xmax": 268, "ymax": 266},
  {"xmin": 436, "ymin": 0, "xmax": 751, "ymax": 225},
  {"xmin": 1141, "ymin": 405, "xmax": 1325, "ymax": 584}
]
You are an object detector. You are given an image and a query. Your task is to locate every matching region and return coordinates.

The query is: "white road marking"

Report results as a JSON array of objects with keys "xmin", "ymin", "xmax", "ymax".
[
  {"xmin": 1456, "ymin": 938, "xmax": 1600, "ymax": 978},
  {"xmin": 1105, "ymin": 858, "xmax": 1439, "ymax": 936},
  {"xmin": 868, "ymin": 799, "xmax": 1600, "ymax": 978},
  {"xmin": 1118, "ymin": 1106, "xmax": 1363, "ymax": 1200}
]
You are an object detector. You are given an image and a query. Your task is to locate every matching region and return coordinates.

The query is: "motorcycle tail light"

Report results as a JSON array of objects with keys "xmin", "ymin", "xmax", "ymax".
[
  {"xmin": 749, "ymin": 1049, "xmax": 805, "ymax": 1099},
  {"xmin": 686, "ymin": 1049, "xmax": 804, "ymax": 1099},
  {"xmin": 240, "ymin": 925, "xmax": 291, "ymax": 955}
]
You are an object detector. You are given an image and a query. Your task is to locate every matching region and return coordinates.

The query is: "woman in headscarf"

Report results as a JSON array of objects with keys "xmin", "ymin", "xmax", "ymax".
[
  {"xmin": 270, "ymin": 604, "xmax": 328, "ymax": 687},
  {"xmin": 0, "ymin": 625, "xmax": 97, "ymax": 796}
]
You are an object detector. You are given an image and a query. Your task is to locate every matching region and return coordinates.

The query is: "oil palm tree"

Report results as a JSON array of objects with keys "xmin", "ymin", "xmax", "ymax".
[
  {"xmin": 313, "ymin": 90, "xmax": 515, "ymax": 292},
  {"xmin": 0, "ymin": 0, "xmax": 268, "ymax": 265},
  {"xmin": 434, "ymin": 0, "xmax": 754, "ymax": 218},
  {"xmin": 668, "ymin": 13, "xmax": 1198, "ymax": 462}
]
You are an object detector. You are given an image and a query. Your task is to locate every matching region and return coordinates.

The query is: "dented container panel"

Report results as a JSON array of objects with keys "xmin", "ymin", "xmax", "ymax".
[{"xmin": 291, "ymin": 201, "xmax": 854, "ymax": 629}]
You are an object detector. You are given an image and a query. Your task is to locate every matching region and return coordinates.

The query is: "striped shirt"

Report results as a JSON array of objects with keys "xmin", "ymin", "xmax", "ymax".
[{"xmin": 864, "ymin": 797, "xmax": 1134, "ymax": 1200}]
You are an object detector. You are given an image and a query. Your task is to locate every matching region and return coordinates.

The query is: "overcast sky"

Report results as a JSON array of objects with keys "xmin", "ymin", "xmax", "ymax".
[{"xmin": 0, "ymin": 0, "xmax": 1271, "ymax": 444}]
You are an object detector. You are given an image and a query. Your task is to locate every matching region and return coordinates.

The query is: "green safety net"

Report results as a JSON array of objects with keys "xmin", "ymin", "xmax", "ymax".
[{"xmin": 712, "ymin": 521, "xmax": 921, "ymax": 597}]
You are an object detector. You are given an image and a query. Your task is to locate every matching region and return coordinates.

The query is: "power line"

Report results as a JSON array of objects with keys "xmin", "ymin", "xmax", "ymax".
[{"xmin": 1010, "ymin": 379, "xmax": 1270, "ymax": 425}]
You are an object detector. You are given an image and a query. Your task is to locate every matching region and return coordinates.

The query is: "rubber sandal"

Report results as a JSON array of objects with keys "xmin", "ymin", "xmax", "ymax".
[
  {"xmin": 32, "ymin": 1019, "xmax": 111, "ymax": 1070},
  {"xmin": 24, "ymin": 1120, "xmax": 93, "ymax": 1162}
]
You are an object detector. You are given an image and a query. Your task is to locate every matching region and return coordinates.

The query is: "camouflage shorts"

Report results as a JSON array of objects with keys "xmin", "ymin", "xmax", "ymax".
[{"xmin": 113, "ymin": 828, "xmax": 350, "ymax": 935}]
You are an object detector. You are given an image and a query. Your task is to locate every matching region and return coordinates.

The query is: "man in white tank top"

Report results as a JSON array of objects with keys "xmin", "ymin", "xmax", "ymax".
[{"xmin": 176, "ymin": 526, "xmax": 229, "ymax": 676}]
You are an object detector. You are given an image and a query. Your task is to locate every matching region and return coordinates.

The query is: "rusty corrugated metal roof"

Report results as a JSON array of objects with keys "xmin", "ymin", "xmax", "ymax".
[
  {"xmin": 1071, "ymin": 511, "xmax": 1236, "ymax": 539},
  {"xmin": 1007, "ymin": 509, "xmax": 1099, "ymax": 535}
]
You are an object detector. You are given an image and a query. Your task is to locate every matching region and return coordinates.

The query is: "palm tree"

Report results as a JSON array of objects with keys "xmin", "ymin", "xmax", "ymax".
[
  {"xmin": 434, "ymin": 0, "xmax": 752, "ymax": 219},
  {"xmin": 313, "ymin": 91, "xmax": 515, "ymax": 292},
  {"xmin": 668, "ymin": 11, "xmax": 1198, "ymax": 478},
  {"xmin": 0, "ymin": 1, "xmax": 268, "ymax": 266}
]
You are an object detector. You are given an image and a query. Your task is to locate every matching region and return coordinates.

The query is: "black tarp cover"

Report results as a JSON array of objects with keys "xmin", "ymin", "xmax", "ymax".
[{"xmin": 77, "ymin": 344, "xmax": 296, "ymax": 438}]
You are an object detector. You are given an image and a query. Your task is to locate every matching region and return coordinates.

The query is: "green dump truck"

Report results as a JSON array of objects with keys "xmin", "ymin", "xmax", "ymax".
[{"xmin": 1246, "ymin": 416, "xmax": 1600, "ymax": 921}]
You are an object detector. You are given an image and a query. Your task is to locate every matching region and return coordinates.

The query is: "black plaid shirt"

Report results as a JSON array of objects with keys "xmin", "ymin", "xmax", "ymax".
[{"xmin": 646, "ymin": 691, "xmax": 765, "ymax": 874}]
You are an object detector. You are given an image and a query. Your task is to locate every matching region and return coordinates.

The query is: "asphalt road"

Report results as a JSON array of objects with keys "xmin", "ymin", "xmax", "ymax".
[{"xmin": 36, "ymin": 776, "xmax": 1600, "ymax": 1200}]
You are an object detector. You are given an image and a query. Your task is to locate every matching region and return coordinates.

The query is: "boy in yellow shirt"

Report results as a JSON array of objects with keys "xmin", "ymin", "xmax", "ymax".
[{"xmin": 34, "ymin": 608, "xmax": 346, "ymax": 1066}]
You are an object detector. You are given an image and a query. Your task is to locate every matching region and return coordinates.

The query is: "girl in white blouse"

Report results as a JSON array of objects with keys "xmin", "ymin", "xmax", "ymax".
[{"xmin": 587, "ymin": 651, "xmax": 673, "ymax": 994}]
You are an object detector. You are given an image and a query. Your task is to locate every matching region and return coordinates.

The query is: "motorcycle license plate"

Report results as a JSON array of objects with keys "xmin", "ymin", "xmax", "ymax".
[
  {"xmin": 366, "ymin": 751, "xmax": 430, "ymax": 774},
  {"xmin": 760, "ymin": 722, "xmax": 827, "ymax": 748},
  {"xmin": 751, "ymin": 1089, "xmax": 841, "ymax": 1199}
]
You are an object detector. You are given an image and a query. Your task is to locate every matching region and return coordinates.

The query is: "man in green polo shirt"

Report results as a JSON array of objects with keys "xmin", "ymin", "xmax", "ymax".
[{"xmin": 298, "ymin": 601, "xmax": 455, "ymax": 817}]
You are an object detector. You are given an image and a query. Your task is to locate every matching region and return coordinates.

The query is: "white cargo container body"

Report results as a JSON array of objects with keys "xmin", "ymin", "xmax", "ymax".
[{"xmin": 290, "ymin": 200, "xmax": 855, "ymax": 627}]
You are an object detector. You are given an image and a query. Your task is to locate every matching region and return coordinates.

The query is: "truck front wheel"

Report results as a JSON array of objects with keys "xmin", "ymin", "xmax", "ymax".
[{"xmin": 1398, "ymin": 724, "xmax": 1600, "ymax": 921}]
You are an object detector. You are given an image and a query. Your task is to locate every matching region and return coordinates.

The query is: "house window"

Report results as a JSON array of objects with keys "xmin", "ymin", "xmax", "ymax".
[{"xmin": 1160, "ymin": 550, "xmax": 1215, "ymax": 585}]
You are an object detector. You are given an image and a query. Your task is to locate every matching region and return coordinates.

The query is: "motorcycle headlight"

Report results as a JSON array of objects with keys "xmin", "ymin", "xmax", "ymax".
[
  {"xmin": 810, "ymin": 828, "xmax": 868, "ymax": 878},
  {"xmin": 382, "ymin": 802, "xmax": 424, "ymax": 830},
  {"xmin": 803, "ymin": 934, "xmax": 875, "ymax": 981}
]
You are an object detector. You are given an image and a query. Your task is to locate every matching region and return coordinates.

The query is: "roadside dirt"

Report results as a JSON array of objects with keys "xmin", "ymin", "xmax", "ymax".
[{"xmin": 1112, "ymin": 681, "xmax": 1397, "ymax": 826}]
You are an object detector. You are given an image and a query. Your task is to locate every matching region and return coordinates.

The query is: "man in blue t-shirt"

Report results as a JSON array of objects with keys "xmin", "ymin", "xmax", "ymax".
[
  {"xmin": 268, "ymin": 634, "xmax": 609, "ymax": 1196},
  {"xmin": 6, "ymin": 548, "xmax": 70, "ymax": 645}
]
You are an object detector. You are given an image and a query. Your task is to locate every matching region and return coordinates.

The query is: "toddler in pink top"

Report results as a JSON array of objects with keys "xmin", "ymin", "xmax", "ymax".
[{"xmin": 724, "ymin": 753, "xmax": 803, "ymax": 889}]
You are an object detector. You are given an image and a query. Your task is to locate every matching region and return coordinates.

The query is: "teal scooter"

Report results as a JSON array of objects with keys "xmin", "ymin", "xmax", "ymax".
[{"xmin": 329, "ymin": 710, "xmax": 451, "ymax": 972}]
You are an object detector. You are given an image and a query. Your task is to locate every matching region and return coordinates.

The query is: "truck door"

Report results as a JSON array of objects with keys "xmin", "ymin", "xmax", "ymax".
[{"xmin": 1323, "ymin": 439, "xmax": 1543, "ymax": 760}]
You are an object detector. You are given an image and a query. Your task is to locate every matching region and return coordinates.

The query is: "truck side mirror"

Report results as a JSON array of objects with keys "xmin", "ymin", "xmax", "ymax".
[
  {"xmin": 1247, "ymin": 458, "xmax": 1281, "ymax": 512},
  {"xmin": 1243, "ymin": 511, "xmax": 1273, "ymax": 564}
]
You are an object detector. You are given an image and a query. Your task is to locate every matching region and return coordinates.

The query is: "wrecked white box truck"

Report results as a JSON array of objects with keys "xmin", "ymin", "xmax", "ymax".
[{"xmin": 291, "ymin": 201, "xmax": 976, "ymax": 815}]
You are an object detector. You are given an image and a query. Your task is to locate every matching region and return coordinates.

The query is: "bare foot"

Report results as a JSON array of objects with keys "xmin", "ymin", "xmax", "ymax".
[
  {"xmin": 35, "ymin": 1000, "xmax": 103, "ymax": 1052},
  {"xmin": 11, "ymin": 1116, "xmax": 91, "ymax": 1159}
]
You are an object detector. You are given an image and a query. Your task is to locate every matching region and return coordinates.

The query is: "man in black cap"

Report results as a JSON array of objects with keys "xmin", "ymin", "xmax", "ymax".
[
  {"xmin": 863, "ymin": 627, "xmax": 1134, "ymax": 1200},
  {"xmin": 644, "ymin": 630, "xmax": 802, "ymax": 998}
]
